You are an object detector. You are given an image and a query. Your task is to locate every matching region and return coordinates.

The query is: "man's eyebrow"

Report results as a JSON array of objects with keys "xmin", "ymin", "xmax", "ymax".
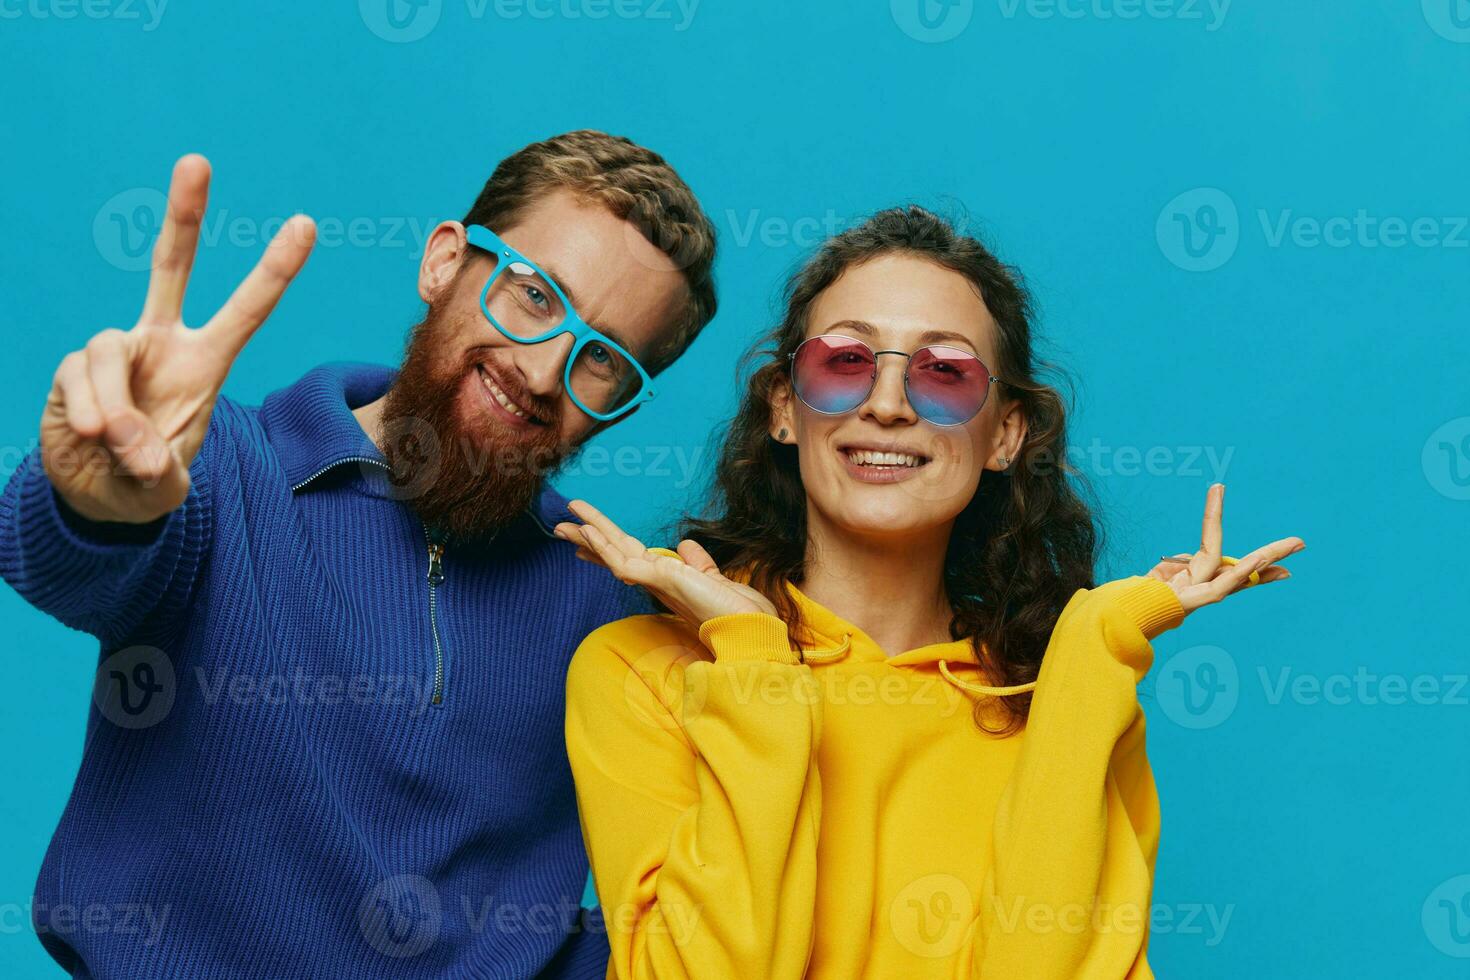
[{"xmin": 537, "ymin": 261, "xmax": 638, "ymax": 359}]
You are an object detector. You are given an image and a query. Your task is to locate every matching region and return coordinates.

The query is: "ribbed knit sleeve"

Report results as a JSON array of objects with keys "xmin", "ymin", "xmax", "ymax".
[
  {"xmin": 971, "ymin": 575, "xmax": 1185, "ymax": 979},
  {"xmin": 565, "ymin": 614, "xmax": 821, "ymax": 979},
  {"xmin": 0, "ymin": 446, "xmax": 213, "ymax": 647}
]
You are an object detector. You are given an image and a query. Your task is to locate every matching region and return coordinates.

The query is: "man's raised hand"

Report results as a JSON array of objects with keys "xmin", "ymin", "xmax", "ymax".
[{"xmin": 42, "ymin": 155, "xmax": 315, "ymax": 523}]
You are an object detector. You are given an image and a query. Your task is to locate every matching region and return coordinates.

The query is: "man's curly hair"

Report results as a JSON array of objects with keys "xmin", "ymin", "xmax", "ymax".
[{"xmin": 462, "ymin": 129, "xmax": 718, "ymax": 373}]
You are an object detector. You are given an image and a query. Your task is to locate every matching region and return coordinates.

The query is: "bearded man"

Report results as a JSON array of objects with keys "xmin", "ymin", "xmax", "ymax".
[{"xmin": 0, "ymin": 131, "xmax": 716, "ymax": 979}]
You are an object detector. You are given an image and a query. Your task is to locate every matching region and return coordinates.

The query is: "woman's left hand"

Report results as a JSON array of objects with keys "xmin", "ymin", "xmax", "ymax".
[{"xmin": 1145, "ymin": 483, "xmax": 1304, "ymax": 617}]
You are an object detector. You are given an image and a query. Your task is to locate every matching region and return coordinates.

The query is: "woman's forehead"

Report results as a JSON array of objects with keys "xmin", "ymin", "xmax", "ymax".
[{"xmin": 807, "ymin": 254, "xmax": 997, "ymax": 358}]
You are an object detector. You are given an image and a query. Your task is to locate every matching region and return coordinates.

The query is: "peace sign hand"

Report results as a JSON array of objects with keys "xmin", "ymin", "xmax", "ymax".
[
  {"xmin": 554, "ymin": 500, "xmax": 779, "ymax": 631},
  {"xmin": 1146, "ymin": 483, "xmax": 1305, "ymax": 616},
  {"xmin": 42, "ymin": 155, "xmax": 315, "ymax": 524}
]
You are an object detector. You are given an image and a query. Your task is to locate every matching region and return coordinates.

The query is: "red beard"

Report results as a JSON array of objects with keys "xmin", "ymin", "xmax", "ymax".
[{"xmin": 378, "ymin": 303, "xmax": 574, "ymax": 541}]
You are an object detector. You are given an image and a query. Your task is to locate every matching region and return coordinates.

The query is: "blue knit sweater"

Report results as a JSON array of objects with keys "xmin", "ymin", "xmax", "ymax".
[{"xmin": 0, "ymin": 362, "xmax": 643, "ymax": 979}]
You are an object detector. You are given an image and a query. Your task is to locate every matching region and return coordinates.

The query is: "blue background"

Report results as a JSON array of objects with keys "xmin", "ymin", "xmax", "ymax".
[{"xmin": 2, "ymin": 0, "xmax": 1468, "ymax": 975}]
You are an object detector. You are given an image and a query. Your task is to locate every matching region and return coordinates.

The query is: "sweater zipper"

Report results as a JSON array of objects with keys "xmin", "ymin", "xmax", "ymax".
[
  {"xmin": 425, "ymin": 525, "xmax": 449, "ymax": 708},
  {"xmin": 289, "ymin": 456, "xmax": 388, "ymax": 492}
]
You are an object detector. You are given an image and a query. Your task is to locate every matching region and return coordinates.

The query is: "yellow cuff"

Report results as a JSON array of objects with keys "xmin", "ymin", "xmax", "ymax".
[
  {"xmin": 697, "ymin": 614, "xmax": 800, "ymax": 665},
  {"xmin": 1112, "ymin": 576, "xmax": 1187, "ymax": 640}
]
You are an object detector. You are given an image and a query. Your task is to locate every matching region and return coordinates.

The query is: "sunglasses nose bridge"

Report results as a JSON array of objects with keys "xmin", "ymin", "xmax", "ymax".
[{"xmin": 859, "ymin": 352, "xmax": 920, "ymax": 424}]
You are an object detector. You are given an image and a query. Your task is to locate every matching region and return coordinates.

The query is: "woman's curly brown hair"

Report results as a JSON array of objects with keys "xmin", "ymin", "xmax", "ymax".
[{"xmin": 680, "ymin": 205, "xmax": 1103, "ymax": 733}]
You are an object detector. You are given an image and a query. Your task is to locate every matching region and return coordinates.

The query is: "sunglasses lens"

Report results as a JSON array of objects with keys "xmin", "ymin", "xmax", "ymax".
[
  {"xmin": 792, "ymin": 336, "xmax": 876, "ymax": 415},
  {"xmin": 906, "ymin": 346, "xmax": 988, "ymax": 425}
]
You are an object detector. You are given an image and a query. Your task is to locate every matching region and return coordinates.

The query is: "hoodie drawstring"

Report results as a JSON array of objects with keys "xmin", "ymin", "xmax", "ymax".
[
  {"xmin": 800, "ymin": 634, "xmax": 853, "ymax": 664},
  {"xmin": 938, "ymin": 660, "xmax": 1038, "ymax": 698}
]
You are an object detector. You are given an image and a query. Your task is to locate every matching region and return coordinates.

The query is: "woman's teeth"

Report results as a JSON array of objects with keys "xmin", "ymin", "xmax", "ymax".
[
  {"xmin": 845, "ymin": 449, "xmax": 926, "ymax": 468},
  {"xmin": 480, "ymin": 368, "xmax": 530, "ymax": 420}
]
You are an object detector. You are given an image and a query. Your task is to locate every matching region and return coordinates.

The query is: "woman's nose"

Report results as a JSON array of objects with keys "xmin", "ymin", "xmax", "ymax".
[{"xmin": 858, "ymin": 356, "xmax": 918, "ymax": 426}]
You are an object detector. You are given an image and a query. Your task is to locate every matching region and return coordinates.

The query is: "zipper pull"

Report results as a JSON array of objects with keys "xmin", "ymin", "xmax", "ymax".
[{"xmin": 426, "ymin": 525, "xmax": 448, "ymax": 587}]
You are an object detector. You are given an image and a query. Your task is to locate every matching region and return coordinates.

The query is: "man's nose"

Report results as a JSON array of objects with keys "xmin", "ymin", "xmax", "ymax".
[{"xmin": 512, "ymin": 333, "xmax": 575, "ymax": 397}]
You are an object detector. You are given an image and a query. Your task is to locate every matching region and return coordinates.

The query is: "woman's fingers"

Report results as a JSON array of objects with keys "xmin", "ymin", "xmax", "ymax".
[
  {"xmin": 1195, "ymin": 537, "xmax": 1304, "ymax": 604},
  {"xmin": 576, "ymin": 523, "xmax": 632, "ymax": 581},
  {"xmin": 676, "ymin": 538, "xmax": 721, "ymax": 576},
  {"xmin": 1189, "ymin": 483, "xmax": 1225, "ymax": 582},
  {"xmin": 553, "ymin": 522, "xmax": 611, "ymax": 568},
  {"xmin": 567, "ymin": 499, "xmax": 649, "ymax": 559}
]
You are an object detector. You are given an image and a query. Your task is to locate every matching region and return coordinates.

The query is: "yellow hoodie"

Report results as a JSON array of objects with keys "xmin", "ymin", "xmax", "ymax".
[{"xmin": 565, "ymin": 571, "xmax": 1187, "ymax": 979}]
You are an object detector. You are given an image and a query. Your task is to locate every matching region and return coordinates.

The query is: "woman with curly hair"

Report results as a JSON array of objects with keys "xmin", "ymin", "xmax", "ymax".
[{"xmin": 555, "ymin": 206, "xmax": 1303, "ymax": 979}]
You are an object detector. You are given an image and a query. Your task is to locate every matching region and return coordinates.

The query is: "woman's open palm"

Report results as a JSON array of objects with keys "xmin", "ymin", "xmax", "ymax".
[{"xmin": 555, "ymin": 500, "xmax": 777, "ymax": 630}]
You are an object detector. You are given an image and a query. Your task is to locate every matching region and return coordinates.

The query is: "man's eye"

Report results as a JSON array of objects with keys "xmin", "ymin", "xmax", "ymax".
[
  {"xmin": 522, "ymin": 284, "xmax": 549, "ymax": 308},
  {"xmin": 587, "ymin": 343, "xmax": 611, "ymax": 364}
]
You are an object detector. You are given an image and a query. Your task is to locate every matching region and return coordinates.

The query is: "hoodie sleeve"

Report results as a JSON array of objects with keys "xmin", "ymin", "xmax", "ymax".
[
  {"xmin": 565, "ymin": 612, "xmax": 822, "ymax": 980},
  {"xmin": 971, "ymin": 575, "xmax": 1185, "ymax": 979},
  {"xmin": 0, "ymin": 447, "xmax": 213, "ymax": 648}
]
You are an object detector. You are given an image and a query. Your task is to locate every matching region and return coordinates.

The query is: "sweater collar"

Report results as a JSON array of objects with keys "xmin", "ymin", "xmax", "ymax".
[{"xmin": 257, "ymin": 361, "xmax": 575, "ymax": 531}]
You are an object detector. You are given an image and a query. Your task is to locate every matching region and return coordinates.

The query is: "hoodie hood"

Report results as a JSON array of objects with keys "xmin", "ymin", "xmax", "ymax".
[{"xmin": 777, "ymin": 575, "xmax": 1037, "ymax": 698}]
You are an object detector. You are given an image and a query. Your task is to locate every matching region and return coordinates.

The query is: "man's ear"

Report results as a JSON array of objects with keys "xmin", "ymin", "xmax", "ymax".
[
  {"xmin": 419, "ymin": 221, "xmax": 470, "ymax": 305},
  {"xmin": 769, "ymin": 375, "xmax": 797, "ymax": 444}
]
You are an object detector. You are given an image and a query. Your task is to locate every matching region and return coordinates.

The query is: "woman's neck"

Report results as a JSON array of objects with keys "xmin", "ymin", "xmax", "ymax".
[{"xmin": 798, "ymin": 510, "xmax": 955, "ymax": 656}]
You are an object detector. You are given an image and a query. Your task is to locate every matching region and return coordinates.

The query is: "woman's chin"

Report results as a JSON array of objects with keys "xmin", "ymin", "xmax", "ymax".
[{"xmin": 820, "ymin": 501, "xmax": 957, "ymax": 541}]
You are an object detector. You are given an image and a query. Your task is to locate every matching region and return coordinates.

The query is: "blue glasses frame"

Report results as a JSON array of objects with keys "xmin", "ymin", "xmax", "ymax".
[{"xmin": 464, "ymin": 224, "xmax": 657, "ymax": 422}]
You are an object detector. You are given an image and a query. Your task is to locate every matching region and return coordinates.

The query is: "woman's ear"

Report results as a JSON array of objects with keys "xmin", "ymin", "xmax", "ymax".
[
  {"xmin": 991, "ymin": 395, "xmax": 1028, "ymax": 471},
  {"xmin": 768, "ymin": 375, "xmax": 797, "ymax": 444},
  {"xmin": 418, "ymin": 221, "xmax": 470, "ymax": 304}
]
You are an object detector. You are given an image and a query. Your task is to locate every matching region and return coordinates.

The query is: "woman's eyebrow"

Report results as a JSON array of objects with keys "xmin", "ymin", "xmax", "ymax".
[
  {"xmin": 918, "ymin": 329, "xmax": 980, "ymax": 354},
  {"xmin": 829, "ymin": 320, "xmax": 982, "ymax": 356}
]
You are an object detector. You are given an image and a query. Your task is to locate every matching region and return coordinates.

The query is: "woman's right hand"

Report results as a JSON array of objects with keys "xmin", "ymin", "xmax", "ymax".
[{"xmin": 555, "ymin": 499, "xmax": 779, "ymax": 631}]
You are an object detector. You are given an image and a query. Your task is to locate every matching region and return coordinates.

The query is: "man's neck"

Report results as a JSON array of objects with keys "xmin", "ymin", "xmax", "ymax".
[{"xmin": 352, "ymin": 396, "xmax": 386, "ymax": 451}]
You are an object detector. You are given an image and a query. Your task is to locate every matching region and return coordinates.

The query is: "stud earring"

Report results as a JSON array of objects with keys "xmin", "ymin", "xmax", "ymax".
[
  {"xmin": 998, "ymin": 455, "xmax": 1010, "ymax": 468},
  {"xmin": 777, "ymin": 428, "xmax": 788, "ymax": 441}
]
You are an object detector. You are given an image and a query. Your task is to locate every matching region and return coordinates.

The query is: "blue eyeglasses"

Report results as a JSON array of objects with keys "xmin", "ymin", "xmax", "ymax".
[{"xmin": 464, "ymin": 224, "xmax": 656, "ymax": 422}]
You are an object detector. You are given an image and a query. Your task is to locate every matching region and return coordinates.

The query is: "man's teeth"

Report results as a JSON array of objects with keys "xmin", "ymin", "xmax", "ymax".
[
  {"xmin": 480, "ymin": 369, "xmax": 530, "ymax": 420},
  {"xmin": 845, "ymin": 449, "xmax": 925, "ymax": 468}
]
